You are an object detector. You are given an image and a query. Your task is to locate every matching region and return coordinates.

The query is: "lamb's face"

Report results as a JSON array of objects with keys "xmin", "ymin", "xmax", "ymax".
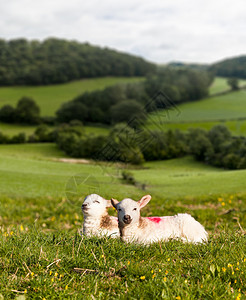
[
  {"xmin": 115, "ymin": 198, "xmax": 140, "ymax": 226},
  {"xmin": 81, "ymin": 194, "xmax": 111, "ymax": 217}
]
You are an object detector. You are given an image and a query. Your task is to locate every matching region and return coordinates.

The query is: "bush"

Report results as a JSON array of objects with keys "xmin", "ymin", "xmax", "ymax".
[
  {"xmin": 0, "ymin": 105, "xmax": 15, "ymax": 122},
  {"xmin": 15, "ymin": 97, "xmax": 40, "ymax": 124},
  {"xmin": 121, "ymin": 171, "xmax": 137, "ymax": 185},
  {"xmin": 10, "ymin": 133, "xmax": 26, "ymax": 144},
  {"xmin": 0, "ymin": 132, "xmax": 9, "ymax": 144},
  {"xmin": 56, "ymin": 101, "xmax": 88, "ymax": 123},
  {"xmin": 110, "ymin": 100, "xmax": 147, "ymax": 127}
]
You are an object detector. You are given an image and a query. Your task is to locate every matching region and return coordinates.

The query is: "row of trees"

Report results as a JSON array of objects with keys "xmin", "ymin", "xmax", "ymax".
[
  {"xmin": 1, "ymin": 122, "xmax": 245, "ymax": 170},
  {"xmin": 56, "ymin": 68, "xmax": 214, "ymax": 126},
  {"xmin": 210, "ymin": 55, "xmax": 246, "ymax": 79},
  {"xmin": 0, "ymin": 67, "xmax": 213, "ymax": 127},
  {"xmin": 0, "ymin": 97, "xmax": 41, "ymax": 124},
  {"xmin": 0, "ymin": 38, "xmax": 156, "ymax": 86},
  {"xmin": 55, "ymin": 123, "xmax": 246, "ymax": 170}
]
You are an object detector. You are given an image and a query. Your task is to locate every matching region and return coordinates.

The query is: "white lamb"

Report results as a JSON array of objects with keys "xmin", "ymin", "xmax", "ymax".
[
  {"xmin": 81, "ymin": 194, "xmax": 119, "ymax": 238},
  {"xmin": 111, "ymin": 195, "xmax": 208, "ymax": 244}
]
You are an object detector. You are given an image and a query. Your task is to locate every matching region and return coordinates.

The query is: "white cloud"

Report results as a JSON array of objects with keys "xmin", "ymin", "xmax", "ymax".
[{"xmin": 0, "ymin": 0, "xmax": 245, "ymax": 63}]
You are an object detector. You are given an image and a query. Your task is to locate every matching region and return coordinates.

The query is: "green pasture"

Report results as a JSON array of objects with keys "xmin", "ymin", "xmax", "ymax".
[
  {"xmin": 0, "ymin": 76, "xmax": 144, "ymax": 116},
  {"xmin": 0, "ymin": 143, "xmax": 246, "ymax": 299},
  {"xmin": 150, "ymin": 90, "xmax": 246, "ymax": 123},
  {"xmin": 148, "ymin": 120, "xmax": 246, "ymax": 136},
  {"xmin": 1, "ymin": 76, "xmax": 246, "ymax": 138},
  {"xmin": 1, "ymin": 144, "xmax": 246, "ymax": 200},
  {"xmin": 209, "ymin": 77, "xmax": 246, "ymax": 95},
  {"xmin": 0, "ymin": 122, "xmax": 109, "ymax": 137}
]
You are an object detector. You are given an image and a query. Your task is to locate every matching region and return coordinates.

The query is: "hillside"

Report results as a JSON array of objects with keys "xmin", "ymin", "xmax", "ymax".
[
  {"xmin": 0, "ymin": 76, "xmax": 144, "ymax": 116},
  {"xmin": 0, "ymin": 38, "xmax": 155, "ymax": 86},
  {"xmin": 209, "ymin": 55, "xmax": 246, "ymax": 79}
]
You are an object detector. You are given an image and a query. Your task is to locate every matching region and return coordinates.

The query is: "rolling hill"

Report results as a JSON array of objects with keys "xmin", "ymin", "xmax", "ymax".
[{"xmin": 210, "ymin": 55, "xmax": 246, "ymax": 79}]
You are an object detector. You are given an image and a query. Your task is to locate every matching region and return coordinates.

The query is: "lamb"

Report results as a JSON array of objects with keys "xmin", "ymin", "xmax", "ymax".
[
  {"xmin": 81, "ymin": 194, "xmax": 119, "ymax": 238},
  {"xmin": 111, "ymin": 195, "xmax": 208, "ymax": 244}
]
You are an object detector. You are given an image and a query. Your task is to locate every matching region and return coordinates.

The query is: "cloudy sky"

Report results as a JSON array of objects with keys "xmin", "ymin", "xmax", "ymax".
[{"xmin": 0, "ymin": 0, "xmax": 245, "ymax": 64}]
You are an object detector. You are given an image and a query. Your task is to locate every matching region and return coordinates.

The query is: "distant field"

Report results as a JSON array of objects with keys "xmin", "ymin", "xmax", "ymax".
[
  {"xmin": 209, "ymin": 77, "xmax": 246, "ymax": 95},
  {"xmin": 1, "ymin": 77, "xmax": 246, "ymax": 138},
  {"xmin": 0, "ymin": 122, "xmax": 109, "ymax": 137},
  {"xmin": 1, "ymin": 143, "xmax": 246, "ymax": 200},
  {"xmin": 148, "ymin": 120, "xmax": 246, "ymax": 136},
  {"xmin": 149, "ymin": 90, "xmax": 246, "ymax": 124},
  {"xmin": 0, "ymin": 76, "xmax": 144, "ymax": 116}
]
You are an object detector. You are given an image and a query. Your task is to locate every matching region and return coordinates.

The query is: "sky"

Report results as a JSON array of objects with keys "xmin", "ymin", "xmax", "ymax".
[{"xmin": 0, "ymin": 0, "xmax": 245, "ymax": 64}]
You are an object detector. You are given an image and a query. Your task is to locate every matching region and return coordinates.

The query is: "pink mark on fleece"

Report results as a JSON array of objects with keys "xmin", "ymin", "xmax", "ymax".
[{"xmin": 147, "ymin": 217, "xmax": 162, "ymax": 223}]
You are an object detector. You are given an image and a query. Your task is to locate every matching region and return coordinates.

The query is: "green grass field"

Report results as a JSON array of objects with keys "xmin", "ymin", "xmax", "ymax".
[
  {"xmin": 0, "ymin": 122, "xmax": 109, "ymax": 137},
  {"xmin": 0, "ymin": 143, "xmax": 245, "ymax": 299},
  {"xmin": 148, "ymin": 120, "xmax": 246, "ymax": 136},
  {"xmin": 209, "ymin": 77, "xmax": 246, "ymax": 95},
  {"xmin": 148, "ymin": 89, "xmax": 246, "ymax": 135},
  {"xmin": 0, "ymin": 76, "xmax": 144, "ymax": 116},
  {"xmin": 151, "ymin": 90, "xmax": 246, "ymax": 123},
  {"xmin": 1, "ymin": 76, "xmax": 246, "ymax": 138}
]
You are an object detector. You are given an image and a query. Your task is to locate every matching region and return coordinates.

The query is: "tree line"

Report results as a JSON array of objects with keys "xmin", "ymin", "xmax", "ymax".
[
  {"xmin": 0, "ymin": 38, "xmax": 156, "ymax": 86},
  {"xmin": 55, "ymin": 123, "xmax": 246, "ymax": 170},
  {"xmin": 1, "ymin": 122, "xmax": 245, "ymax": 170},
  {"xmin": 0, "ymin": 68, "xmax": 213, "ymax": 126},
  {"xmin": 209, "ymin": 55, "xmax": 246, "ymax": 79},
  {"xmin": 56, "ymin": 68, "xmax": 214, "ymax": 126}
]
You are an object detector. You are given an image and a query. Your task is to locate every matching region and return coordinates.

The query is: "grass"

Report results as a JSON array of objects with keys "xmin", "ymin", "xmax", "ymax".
[
  {"xmin": 209, "ymin": 77, "xmax": 246, "ymax": 95},
  {"xmin": 149, "ymin": 120, "xmax": 246, "ymax": 136},
  {"xmin": 1, "ymin": 76, "xmax": 246, "ymax": 137},
  {"xmin": 0, "ymin": 76, "xmax": 144, "ymax": 116},
  {"xmin": 0, "ymin": 122, "xmax": 109, "ymax": 137},
  {"xmin": 152, "ymin": 90, "xmax": 246, "ymax": 123},
  {"xmin": 0, "ymin": 144, "xmax": 246, "ymax": 299},
  {"xmin": 0, "ymin": 75, "xmax": 246, "ymax": 298},
  {"xmin": 148, "ymin": 89, "xmax": 246, "ymax": 135}
]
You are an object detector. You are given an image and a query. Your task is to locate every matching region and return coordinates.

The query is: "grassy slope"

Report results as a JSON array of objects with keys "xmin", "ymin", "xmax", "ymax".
[
  {"xmin": 0, "ymin": 76, "xmax": 144, "ymax": 116},
  {"xmin": 209, "ymin": 77, "xmax": 246, "ymax": 95},
  {"xmin": 1, "ymin": 144, "xmax": 246, "ymax": 200},
  {"xmin": 148, "ymin": 89, "xmax": 246, "ymax": 135},
  {"xmin": 153, "ymin": 90, "xmax": 246, "ymax": 123},
  {"xmin": 0, "ymin": 122, "xmax": 109, "ymax": 137},
  {"xmin": 0, "ymin": 144, "xmax": 245, "ymax": 299},
  {"xmin": 1, "ymin": 76, "xmax": 246, "ymax": 136}
]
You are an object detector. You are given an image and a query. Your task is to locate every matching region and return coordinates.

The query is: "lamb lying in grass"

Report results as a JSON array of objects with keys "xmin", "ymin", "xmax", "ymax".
[
  {"xmin": 81, "ymin": 194, "xmax": 119, "ymax": 238},
  {"xmin": 111, "ymin": 195, "xmax": 208, "ymax": 244}
]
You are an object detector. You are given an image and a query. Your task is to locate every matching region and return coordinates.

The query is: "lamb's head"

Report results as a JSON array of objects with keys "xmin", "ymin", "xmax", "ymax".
[
  {"xmin": 81, "ymin": 194, "xmax": 112, "ymax": 217},
  {"xmin": 111, "ymin": 195, "xmax": 151, "ymax": 227}
]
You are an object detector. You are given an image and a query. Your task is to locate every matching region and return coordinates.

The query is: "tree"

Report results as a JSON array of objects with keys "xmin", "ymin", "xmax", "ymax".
[
  {"xmin": 56, "ymin": 101, "xmax": 88, "ymax": 123},
  {"xmin": 0, "ymin": 105, "xmax": 15, "ymax": 122},
  {"xmin": 110, "ymin": 100, "xmax": 147, "ymax": 127},
  {"xmin": 227, "ymin": 78, "xmax": 239, "ymax": 91},
  {"xmin": 15, "ymin": 97, "xmax": 40, "ymax": 124}
]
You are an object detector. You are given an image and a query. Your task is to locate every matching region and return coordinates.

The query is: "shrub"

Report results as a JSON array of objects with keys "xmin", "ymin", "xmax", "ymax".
[
  {"xmin": 15, "ymin": 97, "xmax": 40, "ymax": 124},
  {"xmin": 0, "ymin": 105, "xmax": 15, "ymax": 122}
]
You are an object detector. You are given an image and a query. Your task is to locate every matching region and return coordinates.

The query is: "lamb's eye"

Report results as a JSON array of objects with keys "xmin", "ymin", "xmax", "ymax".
[
  {"xmin": 118, "ymin": 208, "xmax": 122, "ymax": 212},
  {"xmin": 133, "ymin": 208, "xmax": 137, "ymax": 211},
  {"xmin": 93, "ymin": 200, "xmax": 100, "ymax": 203}
]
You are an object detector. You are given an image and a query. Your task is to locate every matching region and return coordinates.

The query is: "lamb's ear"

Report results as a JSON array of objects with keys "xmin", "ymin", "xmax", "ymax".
[
  {"xmin": 105, "ymin": 199, "xmax": 113, "ymax": 208},
  {"xmin": 138, "ymin": 195, "xmax": 151, "ymax": 209},
  {"xmin": 111, "ymin": 198, "xmax": 119, "ymax": 208}
]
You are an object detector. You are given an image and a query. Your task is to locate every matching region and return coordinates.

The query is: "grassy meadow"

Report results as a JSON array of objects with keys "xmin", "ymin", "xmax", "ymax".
[
  {"xmin": 0, "ymin": 143, "xmax": 246, "ymax": 299},
  {"xmin": 0, "ymin": 76, "xmax": 144, "ymax": 116},
  {"xmin": 209, "ymin": 77, "xmax": 246, "ymax": 95},
  {"xmin": 0, "ymin": 122, "xmax": 109, "ymax": 137},
  {"xmin": 0, "ymin": 77, "xmax": 246, "ymax": 299},
  {"xmin": 148, "ymin": 89, "xmax": 246, "ymax": 135}
]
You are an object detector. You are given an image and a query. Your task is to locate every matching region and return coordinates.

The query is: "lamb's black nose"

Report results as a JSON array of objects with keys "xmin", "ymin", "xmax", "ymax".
[
  {"xmin": 123, "ymin": 215, "xmax": 132, "ymax": 224},
  {"xmin": 82, "ymin": 203, "xmax": 87, "ymax": 209}
]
